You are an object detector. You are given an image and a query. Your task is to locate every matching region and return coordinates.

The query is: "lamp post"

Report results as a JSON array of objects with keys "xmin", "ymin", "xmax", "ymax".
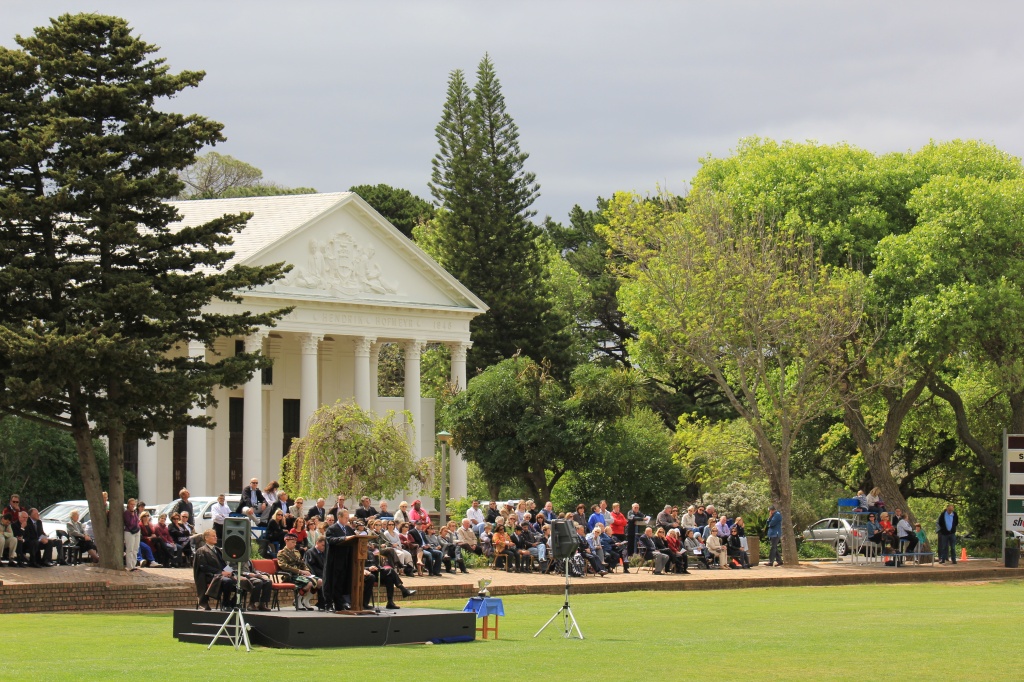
[{"xmin": 437, "ymin": 431, "xmax": 453, "ymax": 525}]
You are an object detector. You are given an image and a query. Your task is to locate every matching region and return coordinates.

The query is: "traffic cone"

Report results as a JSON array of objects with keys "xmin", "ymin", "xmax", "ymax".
[{"xmin": 960, "ymin": 547, "xmax": 968, "ymax": 562}]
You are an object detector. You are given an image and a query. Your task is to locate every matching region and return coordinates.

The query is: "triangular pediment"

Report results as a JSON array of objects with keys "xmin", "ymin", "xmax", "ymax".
[{"xmin": 168, "ymin": 193, "xmax": 488, "ymax": 313}]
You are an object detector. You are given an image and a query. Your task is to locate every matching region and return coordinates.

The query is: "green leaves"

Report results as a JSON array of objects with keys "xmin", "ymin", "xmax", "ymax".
[
  {"xmin": 282, "ymin": 401, "xmax": 418, "ymax": 500},
  {"xmin": 425, "ymin": 55, "xmax": 567, "ymax": 373}
]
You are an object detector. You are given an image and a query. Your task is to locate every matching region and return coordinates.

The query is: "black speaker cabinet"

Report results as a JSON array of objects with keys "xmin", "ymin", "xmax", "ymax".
[
  {"xmin": 550, "ymin": 518, "xmax": 577, "ymax": 560},
  {"xmin": 223, "ymin": 516, "xmax": 251, "ymax": 562}
]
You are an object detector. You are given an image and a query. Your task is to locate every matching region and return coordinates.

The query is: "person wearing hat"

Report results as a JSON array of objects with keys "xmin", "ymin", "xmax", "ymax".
[
  {"xmin": 277, "ymin": 531, "xmax": 320, "ymax": 610},
  {"xmin": 765, "ymin": 505, "xmax": 783, "ymax": 567},
  {"xmin": 409, "ymin": 500, "xmax": 429, "ymax": 525}
]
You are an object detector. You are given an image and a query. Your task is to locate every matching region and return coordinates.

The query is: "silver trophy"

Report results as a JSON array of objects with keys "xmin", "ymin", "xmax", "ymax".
[{"xmin": 477, "ymin": 577, "xmax": 492, "ymax": 598}]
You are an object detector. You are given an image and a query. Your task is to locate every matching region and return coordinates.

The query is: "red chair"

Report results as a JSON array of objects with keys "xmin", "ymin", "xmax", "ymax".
[{"xmin": 251, "ymin": 558, "xmax": 296, "ymax": 610}]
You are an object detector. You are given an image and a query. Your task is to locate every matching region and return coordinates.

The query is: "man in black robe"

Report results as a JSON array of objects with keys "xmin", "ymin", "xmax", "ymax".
[{"xmin": 324, "ymin": 509, "xmax": 355, "ymax": 611}]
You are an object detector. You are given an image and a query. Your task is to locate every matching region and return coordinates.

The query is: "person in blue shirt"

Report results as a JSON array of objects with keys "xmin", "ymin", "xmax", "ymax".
[
  {"xmin": 765, "ymin": 505, "xmax": 783, "ymax": 567},
  {"xmin": 587, "ymin": 505, "xmax": 606, "ymax": 532}
]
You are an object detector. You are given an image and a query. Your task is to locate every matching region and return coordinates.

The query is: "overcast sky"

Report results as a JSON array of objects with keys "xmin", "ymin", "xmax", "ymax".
[{"xmin": 5, "ymin": 2, "xmax": 1024, "ymax": 222}]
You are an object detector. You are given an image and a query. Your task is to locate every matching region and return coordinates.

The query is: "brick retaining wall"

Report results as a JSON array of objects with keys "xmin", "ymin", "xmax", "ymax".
[{"xmin": 2, "ymin": 565, "xmax": 1022, "ymax": 614}]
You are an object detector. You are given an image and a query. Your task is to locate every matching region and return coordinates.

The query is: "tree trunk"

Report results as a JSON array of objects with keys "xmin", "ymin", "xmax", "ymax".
[
  {"xmin": 70, "ymin": 399, "xmax": 124, "ymax": 571},
  {"xmin": 764, "ymin": 453, "xmax": 799, "ymax": 566},
  {"xmin": 929, "ymin": 377, "xmax": 1000, "ymax": 479},
  {"xmin": 841, "ymin": 374, "xmax": 930, "ymax": 525}
]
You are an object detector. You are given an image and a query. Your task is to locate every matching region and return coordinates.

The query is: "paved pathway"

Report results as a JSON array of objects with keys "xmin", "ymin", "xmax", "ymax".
[{"xmin": 0, "ymin": 557, "xmax": 1011, "ymax": 589}]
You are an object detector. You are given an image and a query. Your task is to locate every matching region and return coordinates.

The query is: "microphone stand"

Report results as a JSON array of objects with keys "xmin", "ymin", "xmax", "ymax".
[
  {"xmin": 208, "ymin": 562, "xmax": 251, "ymax": 652},
  {"xmin": 534, "ymin": 554, "xmax": 583, "ymax": 639}
]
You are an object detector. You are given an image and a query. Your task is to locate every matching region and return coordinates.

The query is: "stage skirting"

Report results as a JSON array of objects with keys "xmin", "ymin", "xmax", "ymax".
[{"xmin": 173, "ymin": 607, "xmax": 476, "ymax": 648}]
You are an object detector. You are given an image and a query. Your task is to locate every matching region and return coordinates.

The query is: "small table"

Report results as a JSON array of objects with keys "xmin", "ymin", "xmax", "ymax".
[{"xmin": 464, "ymin": 597, "xmax": 504, "ymax": 639}]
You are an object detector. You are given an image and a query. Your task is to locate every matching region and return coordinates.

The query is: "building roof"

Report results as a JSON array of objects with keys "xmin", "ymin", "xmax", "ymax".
[
  {"xmin": 168, "ymin": 192, "xmax": 354, "ymax": 269},
  {"xmin": 167, "ymin": 192, "xmax": 488, "ymax": 313}
]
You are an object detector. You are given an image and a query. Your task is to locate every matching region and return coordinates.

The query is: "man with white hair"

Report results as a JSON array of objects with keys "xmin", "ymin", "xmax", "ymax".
[{"xmin": 457, "ymin": 518, "xmax": 481, "ymax": 557}]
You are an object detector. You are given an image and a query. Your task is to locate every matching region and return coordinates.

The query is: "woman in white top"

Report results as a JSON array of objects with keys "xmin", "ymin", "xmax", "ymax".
[
  {"xmin": 382, "ymin": 519, "xmax": 414, "ymax": 569},
  {"xmin": 392, "ymin": 502, "xmax": 411, "ymax": 525},
  {"xmin": 680, "ymin": 505, "xmax": 697, "ymax": 529},
  {"xmin": 706, "ymin": 531, "xmax": 729, "ymax": 569}
]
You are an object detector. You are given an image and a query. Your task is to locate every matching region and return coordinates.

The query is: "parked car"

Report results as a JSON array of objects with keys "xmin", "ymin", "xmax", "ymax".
[
  {"xmin": 38, "ymin": 500, "xmax": 92, "ymax": 538},
  {"xmin": 801, "ymin": 517, "xmax": 869, "ymax": 556},
  {"xmin": 155, "ymin": 495, "xmax": 241, "ymax": 534}
]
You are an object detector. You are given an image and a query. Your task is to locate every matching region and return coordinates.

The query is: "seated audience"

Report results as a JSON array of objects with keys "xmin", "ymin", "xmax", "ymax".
[
  {"xmin": 727, "ymin": 525, "xmax": 750, "ymax": 568},
  {"xmin": 683, "ymin": 529, "xmax": 710, "ymax": 569},
  {"xmin": 705, "ymin": 528, "xmax": 729, "ymax": 569},
  {"xmin": 636, "ymin": 526, "xmax": 669, "ymax": 575},
  {"xmin": 600, "ymin": 525, "xmax": 629, "ymax": 572}
]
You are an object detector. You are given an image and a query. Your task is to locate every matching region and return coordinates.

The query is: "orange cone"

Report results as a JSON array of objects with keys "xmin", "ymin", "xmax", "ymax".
[{"xmin": 960, "ymin": 547, "xmax": 968, "ymax": 562}]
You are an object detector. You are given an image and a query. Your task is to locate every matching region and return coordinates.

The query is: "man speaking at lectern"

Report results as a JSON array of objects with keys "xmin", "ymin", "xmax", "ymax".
[{"xmin": 324, "ymin": 509, "xmax": 355, "ymax": 611}]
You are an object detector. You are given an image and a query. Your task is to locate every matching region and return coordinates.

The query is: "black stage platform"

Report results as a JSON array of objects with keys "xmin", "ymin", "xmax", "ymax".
[{"xmin": 173, "ymin": 608, "xmax": 476, "ymax": 648}]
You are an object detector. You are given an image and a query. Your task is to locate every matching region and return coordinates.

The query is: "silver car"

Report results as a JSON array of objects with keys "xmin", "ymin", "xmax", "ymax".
[{"xmin": 801, "ymin": 517, "xmax": 870, "ymax": 556}]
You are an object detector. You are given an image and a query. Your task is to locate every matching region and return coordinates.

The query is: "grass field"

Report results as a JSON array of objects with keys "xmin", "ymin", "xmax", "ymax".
[{"xmin": 5, "ymin": 581, "xmax": 1021, "ymax": 680}]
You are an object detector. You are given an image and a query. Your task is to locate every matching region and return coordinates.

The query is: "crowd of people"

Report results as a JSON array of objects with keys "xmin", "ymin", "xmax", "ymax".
[{"xmin": 1, "ymin": 478, "xmax": 964, "ymax": 589}]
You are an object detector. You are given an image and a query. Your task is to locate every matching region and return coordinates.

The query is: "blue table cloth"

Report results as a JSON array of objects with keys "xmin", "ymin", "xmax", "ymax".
[{"xmin": 464, "ymin": 597, "xmax": 504, "ymax": 618}]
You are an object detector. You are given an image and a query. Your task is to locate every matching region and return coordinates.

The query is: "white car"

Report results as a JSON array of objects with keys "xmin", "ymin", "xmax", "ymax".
[
  {"xmin": 37, "ymin": 500, "xmax": 92, "ymax": 538},
  {"xmin": 155, "ymin": 496, "xmax": 241, "ymax": 534}
]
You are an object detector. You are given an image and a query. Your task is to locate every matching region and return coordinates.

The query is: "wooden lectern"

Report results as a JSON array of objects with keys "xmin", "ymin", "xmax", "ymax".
[{"xmin": 343, "ymin": 535, "xmax": 370, "ymax": 613}]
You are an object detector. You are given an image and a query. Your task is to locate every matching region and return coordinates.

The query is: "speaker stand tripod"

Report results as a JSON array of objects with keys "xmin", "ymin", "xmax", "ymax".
[
  {"xmin": 208, "ymin": 569, "xmax": 251, "ymax": 652},
  {"xmin": 534, "ymin": 558, "xmax": 583, "ymax": 639}
]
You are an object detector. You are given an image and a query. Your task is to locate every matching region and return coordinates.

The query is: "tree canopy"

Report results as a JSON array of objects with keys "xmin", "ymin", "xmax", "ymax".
[
  {"xmin": 282, "ymin": 401, "xmax": 421, "ymax": 501},
  {"xmin": 0, "ymin": 13, "xmax": 288, "ymax": 568},
  {"xmin": 419, "ymin": 54, "xmax": 570, "ymax": 375}
]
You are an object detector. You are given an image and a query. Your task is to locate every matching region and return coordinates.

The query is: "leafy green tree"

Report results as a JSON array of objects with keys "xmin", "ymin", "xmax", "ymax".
[
  {"xmin": 441, "ymin": 357, "xmax": 642, "ymax": 501},
  {"xmin": 871, "ymin": 172, "xmax": 1024, "ymax": 536},
  {"xmin": 178, "ymin": 152, "xmax": 263, "ymax": 198},
  {"xmin": 178, "ymin": 151, "xmax": 316, "ymax": 199},
  {"xmin": 0, "ymin": 14, "xmax": 288, "ymax": 568},
  {"xmin": 602, "ymin": 189, "xmax": 869, "ymax": 565},
  {"xmin": 545, "ymin": 200, "xmax": 633, "ymax": 366},
  {"xmin": 0, "ymin": 416, "xmax": 137, "ymax": 509},
  {"xmin": 350, "ymin": 183, "xmax": 434, "ymax": 238},
  {"xmin": 551, "ymin": 407, "xmax": 686, "ymax": 512},
  {"xmin": 692, "ymin": 138, "xmax": 1023, "ymax": 523},
  {"xmin": 420, "ymin": 54, "xmax": 569, "ymax": 374},
  {"xmin": 282, "ymin": 401, "xmax": 421, "ymax": 500}
]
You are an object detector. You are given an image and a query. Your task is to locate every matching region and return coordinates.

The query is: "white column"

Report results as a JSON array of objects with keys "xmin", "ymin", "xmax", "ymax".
[
  {"xmin": 185, "ymin": 341, "xmax": 209, "ymax": 495},
  {"xmin": 369, "ymin": 341, "xmax": 382, "ymax": 414},
  {"xmin": 138, "ymin": 437, "xmax": 157, "ymax": 504},
  {"xmin": 299, "ymin": 333, "xmax": 323, "ymax": 438},
  {"xmin": 353, "ymin": 336, "xmax": 377, "ymax": 411},
  {"xmin": 448, "ymin": 341, "xmax": 471, "ymax": 498},
  {"xmin": 404, "ymin": 339, "xmax": 425, "ymax": 459},
  {"xmin": 242, "ymin": 332, "xmax": 265, "ymax": 486}
]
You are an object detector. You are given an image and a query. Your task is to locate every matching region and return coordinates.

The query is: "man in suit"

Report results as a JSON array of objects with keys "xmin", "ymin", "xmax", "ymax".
[
  {"xmin": 766, "ymin": 505, "xmax": 783, "ymax": 567},
  {"xmin": 193, "ymin": 529, "xmax": 235, "ymax": 610},
  {"xmin": 306, "ymin": 498, "xmax": 327, "ymax": 522},
  {"xmin": 12, "ymin": 511, "xmax": 36, "ymax": 566},
  {"xmin": 236, "ymin": 478, "xmax": 266, "ymax": 515},
  {"xmin": 937, "ymin": 503, "xmax": 959, "ymax": 564},
  {"xmin": 411, "ymin": 521, "xmax": 441, "ymax": 576},
  {"xmin": 28, "ymin": 508, "xmax": 62, "ymax": 566}
]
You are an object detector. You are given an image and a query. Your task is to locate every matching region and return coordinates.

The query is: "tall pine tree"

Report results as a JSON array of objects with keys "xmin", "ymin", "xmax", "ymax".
[
  {"xmin": 0, "ymin": 14, "xmax": 288, "ymax": 569},
  {"xmin": 425, "ymin": 55, "xmax": 569, "ymax": 374}
]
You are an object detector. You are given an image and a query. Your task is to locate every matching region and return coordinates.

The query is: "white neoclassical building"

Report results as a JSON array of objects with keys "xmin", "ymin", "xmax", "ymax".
[{"xmin": 132, "ymin": 192, "xmax": 487, "ymax": 504}]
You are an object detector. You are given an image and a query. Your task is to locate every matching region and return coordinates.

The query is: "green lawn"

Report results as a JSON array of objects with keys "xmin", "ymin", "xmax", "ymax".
[{"xmin": 5, "ymin": 581, "xmax": 1020, "ymax": 680}]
